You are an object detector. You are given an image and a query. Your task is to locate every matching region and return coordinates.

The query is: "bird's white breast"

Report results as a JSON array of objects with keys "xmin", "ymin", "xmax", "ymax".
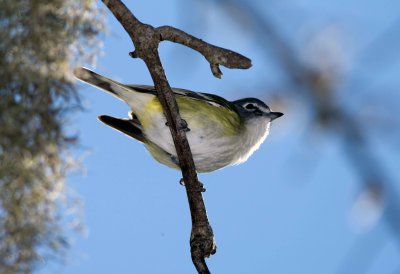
[{"xmin": 143, "ymin": 112, "xmax": 271, "ymax": 172}]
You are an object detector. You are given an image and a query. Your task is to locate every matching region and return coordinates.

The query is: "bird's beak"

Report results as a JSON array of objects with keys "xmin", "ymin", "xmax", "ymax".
[{"xmin": 268, "ymin": 112, "xmax": 284, "ymax": 121}]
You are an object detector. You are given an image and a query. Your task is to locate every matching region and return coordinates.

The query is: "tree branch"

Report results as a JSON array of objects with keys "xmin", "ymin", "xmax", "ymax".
[
  {"xmin": 157, "ymin": 26, "xmax": 251, "ymax": 78},
  {"xmin": 101, "ymin": 0, "xmax": 251, "ymax": 272}
]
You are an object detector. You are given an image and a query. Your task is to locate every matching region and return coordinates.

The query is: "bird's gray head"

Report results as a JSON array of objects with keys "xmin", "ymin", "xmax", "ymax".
[{"xmin": 233, "ymin": 98, "xmax": 283, "ymax": 121}]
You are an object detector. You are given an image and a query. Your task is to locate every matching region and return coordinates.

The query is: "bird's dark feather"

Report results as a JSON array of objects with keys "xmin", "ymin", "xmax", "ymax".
[
  {"xmin": 98, "ymin": 115, "xmax": 146, "ymax": 143},
  {"xmin": 126, "ymin": 85, "xmax": 235, "ymax": 111}
]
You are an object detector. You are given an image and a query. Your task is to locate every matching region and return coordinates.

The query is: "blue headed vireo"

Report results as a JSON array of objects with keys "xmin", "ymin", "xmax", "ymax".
[{"xmin": 74, "ymin": 67, "xmax": 283, "ymax": 173}]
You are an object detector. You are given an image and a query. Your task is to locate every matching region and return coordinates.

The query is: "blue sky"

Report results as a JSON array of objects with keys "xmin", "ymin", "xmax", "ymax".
[{"xmin": 39, "ymin": 0, "xmax": 400, "ymax": 273}]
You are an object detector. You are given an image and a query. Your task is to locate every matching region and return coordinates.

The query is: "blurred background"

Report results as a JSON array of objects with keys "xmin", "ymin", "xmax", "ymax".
[{"xmin": 1, "ymin": 0, "xmax": 399, "ymax": 273}]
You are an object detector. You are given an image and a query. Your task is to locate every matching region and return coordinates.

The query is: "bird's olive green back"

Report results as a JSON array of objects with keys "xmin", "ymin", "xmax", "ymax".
[
  {"xmin": 140, "ymin": 95, "xmax": 242, "ymax": 136},
  {"xmin": 177, "ymin": 95, "xmax": 242, "ymax": 136}
]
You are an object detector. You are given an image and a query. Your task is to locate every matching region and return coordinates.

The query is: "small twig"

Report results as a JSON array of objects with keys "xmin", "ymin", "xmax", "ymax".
[
  {"xmin": 157, "ymin": 26, "xmax": 251, "ymax": 78},
  {"xmin": 101, "ymin": 0, "xmax": 250, "ymax": 272}
]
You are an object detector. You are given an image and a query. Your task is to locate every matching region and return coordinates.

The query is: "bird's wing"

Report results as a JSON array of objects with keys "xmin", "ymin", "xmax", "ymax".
[
  {"xmin": 74, "ymin": 67, "xmax": 236, "ymax": 111},
  {"xmin": 126, "ymin": 85, "xmax": 241, "ymax": 135},
  {"xmin": 98, "ymin": 115, "xmax": 146, "ymax": 143},
  {"xmin": 126, "ymin": 85, "xmax": 236, "ymax": 111}
]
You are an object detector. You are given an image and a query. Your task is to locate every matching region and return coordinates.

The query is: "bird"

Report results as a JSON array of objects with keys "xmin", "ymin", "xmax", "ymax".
[{"xmin": 74, "ymin": 67, "xmax": 283, "ymax": 173}]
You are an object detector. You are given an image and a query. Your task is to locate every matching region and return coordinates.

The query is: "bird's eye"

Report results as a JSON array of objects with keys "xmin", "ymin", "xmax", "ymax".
[{"xmin": 245, "ymin": 103, "xmax": 256, "ymax": 110}]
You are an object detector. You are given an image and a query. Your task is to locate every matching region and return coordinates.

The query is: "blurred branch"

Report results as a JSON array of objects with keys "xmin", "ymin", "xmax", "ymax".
[
  {"xmin": 335, "ymin": 230, "xmax": 386, "ymax": 274},
  {"xmin": 217, "ymin": 0, "xmax": 309, "ymax": 84},
  {"xmin": 214, "ymin": 0, "xmax": 400, "ymax": 256},
  {"xmin": 352, "ymin": 17, "xmax": 400, "ymax": 73},
  {"xmin": 101, "ymin": 0, "xmax": 251, "ymax": 272}
]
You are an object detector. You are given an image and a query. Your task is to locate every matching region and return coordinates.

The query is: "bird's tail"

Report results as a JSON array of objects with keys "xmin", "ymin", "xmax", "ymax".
[{"xmin": 73, "ymin": 67, "xmax": 133, "ymax": 101}]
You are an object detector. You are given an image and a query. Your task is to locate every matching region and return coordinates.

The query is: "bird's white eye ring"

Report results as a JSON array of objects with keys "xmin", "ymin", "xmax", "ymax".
[{"xmin": 245, "ymin": 103, "xmax": 256, "ymax": 110}]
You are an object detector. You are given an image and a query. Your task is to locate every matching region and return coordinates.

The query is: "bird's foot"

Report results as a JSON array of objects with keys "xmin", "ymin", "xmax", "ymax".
[
  {"xmin": 170, "ymin": 155, "xmax": 180, "ymax": 166},
  {"xmin": 179, "ymin": 119, "xmax": 190, "ymax": 132},
  {"xmin": 179, "ymin": 178, "xmax": 206, "ymax": 192},
  {"xmin": 165, "ymin": 119, "xmax": 190, "ymax": 132}
]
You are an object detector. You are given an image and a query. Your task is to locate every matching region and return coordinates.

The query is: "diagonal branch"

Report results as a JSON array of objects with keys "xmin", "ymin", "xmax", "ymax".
[{"xmin": 101, "ymin": 0, "xmax": 251, "ymax": 273}]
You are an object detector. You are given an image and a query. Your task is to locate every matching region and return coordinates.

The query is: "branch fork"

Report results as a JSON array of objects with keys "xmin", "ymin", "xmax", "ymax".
[{"xmin": 101, "ymin": 1, "xmax": 251, "ymax": 272}]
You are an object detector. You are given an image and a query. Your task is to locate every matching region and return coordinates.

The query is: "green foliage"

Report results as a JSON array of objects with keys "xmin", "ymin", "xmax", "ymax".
[{"xmin": 0, "ymin": 1, "xmax": 104, "ymax": 273}]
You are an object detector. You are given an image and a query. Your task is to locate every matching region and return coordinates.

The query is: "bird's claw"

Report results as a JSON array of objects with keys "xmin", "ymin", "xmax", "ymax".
[
  {"xmin": 179, "ymin": 119, "xmax": 190, "ymax": 132},
  {"xmin": 170, "ymin": 155, "xmax": 180, "ymax": 166},
  {"xmin": 179, "ymin": 178, "xmax": 206, "ymax": 192},
  {"xmin": 165, "ymin": 119, "xmax": 190, "ymax": 132}
]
